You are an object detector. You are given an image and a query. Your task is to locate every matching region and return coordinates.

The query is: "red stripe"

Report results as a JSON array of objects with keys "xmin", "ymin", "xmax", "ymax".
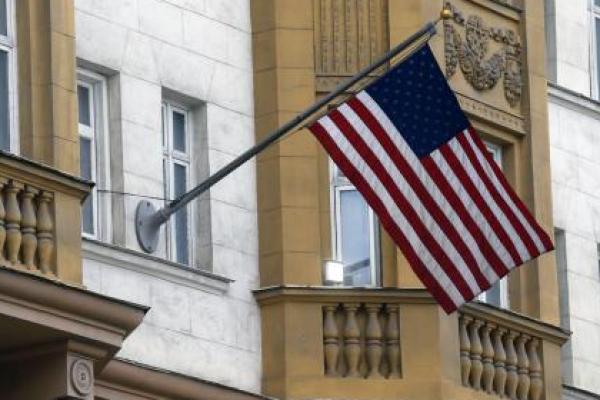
[
  {"xmin": 467, "ymin": 128, "xmax": 554, "ymax": 252},
  {"xmin": 456, "ymin": 131, "xmax": 539, "ymax": 258},
  {"xmin": 347, "ymin": 98, "xmax": 491, "ymax": 291},
  {"xmin": 439, "ymin": 143, "xmax": 524, "ymax": 266},
  {"xmin": 327, "ymin": 110, "xmax": 474, "ymax": 301},
  {"xmin": 420, "ymin": 156, "xmax": 510, "ymax": 278},
  {"xmin": 309, "ymin": 120, "xmax": 457, "ymax": 313}
]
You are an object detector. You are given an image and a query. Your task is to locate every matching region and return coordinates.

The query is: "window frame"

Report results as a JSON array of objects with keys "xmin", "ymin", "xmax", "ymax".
[
  {"xmin": 0, "ymin": 0, "xmax": 18, "ymax": 153},
  {"xmin": 77, "ymin": 69, "xmax": 111, "ymax": 242},
  {"xmin": 329, "ymin": 161, "xmax": 381, "ymax": 287},
  {"xmin": 477, "ymin": 140, "xmax": 509, "ymax": 309},
  {"xmin": 591, "ymin": 0, "xmax": 600, "ymax": 99},
  {"xmin": 162, "ymin": 101, "xmax": 193, "ymax": 266}
]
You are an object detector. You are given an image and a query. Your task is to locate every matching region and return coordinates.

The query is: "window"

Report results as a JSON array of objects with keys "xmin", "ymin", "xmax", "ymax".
[
  {"xmin": 477, "ymin": 141, "xmax": 509, "ymax": 308},
  {"xmin": 162, "ymin": 101, "xmax": 192, "ymax": 265},
  {"xmin": 330, "ymin": 162, "xmax": 379, "ymax": 286},
  {"xmin": 0, "ymin": 0, "xmax": 16, "ymax": 152},
  {"xmin": 78, "ymin": 70, "xmax": 110, "ymax": 239},
  {"xmin": 593, "ymin": 0, "xmax": 600, "ymax": 98}
]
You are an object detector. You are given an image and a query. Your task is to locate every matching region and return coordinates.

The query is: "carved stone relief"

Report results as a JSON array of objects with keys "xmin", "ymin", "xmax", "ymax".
[
  {"xmin": 443, "ymin": 2, "xmax": 522, "ymax": 107},
  {"xmin": 314, "ymin": 0, "xmax": 389, "ymax": 91}
]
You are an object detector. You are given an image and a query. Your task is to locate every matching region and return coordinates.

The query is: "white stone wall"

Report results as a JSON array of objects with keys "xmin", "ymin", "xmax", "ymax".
[
  {"xmin": 549, "ymin": 88, "xmax": 600, "ymax": 394},
  {"xmin": 75, "ymin": 0, "xmax": 261, "ymax": 393},
  {"xmin": 546, "ymin": 0, "xmax": 592, "ymax": 95},
  {"xmin": 547, "ymin": 0, "xmax": 600, "ymax": 395}
]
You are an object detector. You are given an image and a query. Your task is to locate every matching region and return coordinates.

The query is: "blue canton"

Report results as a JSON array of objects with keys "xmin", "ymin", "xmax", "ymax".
[{"xmin": 365, "ymin": 45, "xmax": 469, "ymax": 158}]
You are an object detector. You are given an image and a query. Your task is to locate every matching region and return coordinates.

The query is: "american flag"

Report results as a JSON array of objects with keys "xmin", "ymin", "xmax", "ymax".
[{"xmin": 308, "ymin": 45, "xmax": 553, "ymax": 313}]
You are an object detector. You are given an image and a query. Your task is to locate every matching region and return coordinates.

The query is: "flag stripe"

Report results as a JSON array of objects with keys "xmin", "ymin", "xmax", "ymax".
[
  {"xmin": 455, "ymin": 132, "xmax": 540, "ymax": 259},
  {"xmin": 310, "ymin": 120, "xmax": 459, "ymax": 312},
  {"xmin": 322, "ymin": 112, "xmax": 475, "ymax": 300},
  {"xmin": 420, "ymin": 156, "xmax": 510, "ymax": 277},
  {"xmin": 435, "ymin": 143, "xmax": 524, "ymax": 266},
  {"xmin": 466, "ymin": 128, "xmax": 554, "ymax": 252},
  {"xmin": 354, "ymin": 93, "xmax": 511, "ymax": 280},
  {"xmin": 344, "ymin": 97, "xmax": 493, "ymax": 290}
]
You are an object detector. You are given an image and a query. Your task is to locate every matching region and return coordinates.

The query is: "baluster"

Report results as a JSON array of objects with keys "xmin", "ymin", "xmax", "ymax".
[
  {"xmin": 516, "ymin": 334, "xmax": 530, "ymax": 400},
  {"xmin": 5, "ymin": 180, "xmax": 22, "ymax": 265},
  {"xmin": 323, "ymin": 305, "xmax": 340, "ymax": 377},
  {"xmin": 493, "ymin": 327, "xmax": 507, "ymax": 396},
  {"xmin": 0, "ymin": 178, "xmax": 7, "ymax": 260},
  {"xmin": 37, "ymin": 191, "xmax": 54, "ymax": 275},
  {"xmin": 481, "ymin": 322, "xmax": 496, "ymax": 393},
  {"xmin": 505, "ymin": 331, "xmax": 519, "ymax": 399},
  {"xmin": 343, "ymin": 303, "xmax": 361, "ymax": 377},
  {"xmin": 385, "ymin": 304, "xmax": 400, "ymax": 378},
  {"xmin": 365, "ymin": 303, "xmax": 383, "ymax": 378},
  {"xmin": 21, "ymin": 186, "xmax": 38, "ymax": 270},
  {"xmin": 528, "ymin": 338, "xmax": 543, "ymax": 400},
  {"xmin": 459, "ymin": 314, "xmax": 472, "ymax": 386},
  {"xmin": 469, "ymin": 319, "xmax": 484, "ymax": 390}
]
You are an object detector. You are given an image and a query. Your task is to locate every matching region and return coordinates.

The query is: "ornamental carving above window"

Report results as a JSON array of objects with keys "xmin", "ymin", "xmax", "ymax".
[{"xmin": 443, "ymin": 2, "xmax": 522, "ymax": 107}]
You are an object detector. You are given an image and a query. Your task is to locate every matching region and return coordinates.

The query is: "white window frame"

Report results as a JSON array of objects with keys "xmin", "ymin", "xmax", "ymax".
[
  {"xmin": 330, "ymin": 161, "xmax": 380, "ymax": 286},
  {"xmin": 162, "ymin": 101, "xmax": 193, "ymax": 265},
  {"xmin": 0, "ymin": 0, "xmax": 18, "ymax": 153},
  {"xmin": 77, "ymin": 69, "xmax": 111, "ymax": 241},
  {"xmin": 477, "ymin": 141, "xmax": 509, "ymax": 309},
  {"xmin": 591, "ymin": 0, "xmax": 600, "ymax": 99}
]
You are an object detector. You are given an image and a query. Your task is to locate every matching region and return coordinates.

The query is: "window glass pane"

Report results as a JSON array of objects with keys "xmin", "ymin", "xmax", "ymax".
[
  {"xmin": 172, "ymin": 111, "xmax": 186, "ymax": 152},
  {"xmin": 0, "ymin": 50, "xmax": 8, "ymax": 151},
  {"xmin": 80, "ymin": 137, "xmax": 94, "ymax": 234},
  {"xmin": 596, "ymin": 0, "xmax": 600, "ymax": 7},
  {"xmin": 78, "ymin": 85, "xmax": 91, "ymax": 126},
  {"xmin": 0, "ymin": 0, "xmax": 7, "ymax": 37},
  {"xmin": 339, "ymin": 190, "xmax": 372, "ymax": 286},
  {"xmin": 174, "ymin": 164, "xmax": 188, "ymax": 265},
  {"xmin": 485, "ymin": 281, "xmax": 502, "ymax": 307}
]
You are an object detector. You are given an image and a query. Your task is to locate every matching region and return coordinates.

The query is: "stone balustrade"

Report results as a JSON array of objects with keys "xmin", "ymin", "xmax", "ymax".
[
  {"xmin": 322, "ymin": 302, "xmax": 401, "ymax": 379},
  {"xmin": 459, "ymin": 310, "xmax": 544, "ymax": 400},
  {"xmin": 0, "ymin": 177, "xmax": 55, "ymax": 274},
  {"xmin": 0, "ymin": 152, "xmax": 91, "ymax": 283}
]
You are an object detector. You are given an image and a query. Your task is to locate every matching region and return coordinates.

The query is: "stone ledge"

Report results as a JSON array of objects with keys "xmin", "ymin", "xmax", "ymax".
[{"xmin": 83, "ymin": 239, "xmax": 232, "ymax": 295}]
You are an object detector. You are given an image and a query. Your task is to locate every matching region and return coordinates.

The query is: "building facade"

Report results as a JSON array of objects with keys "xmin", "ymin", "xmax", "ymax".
[
  {"xmin": 0, "ymin": 0, "xmax": 577, "ymax": 399},
  {"xmin": 545, "ymin": 0, "xmax": 600, "ymax": 398},
  {"xmin": 74, "ymin": 0, "xmax": 262, "ymax": 392},
  {"xmin": 0, "ymin": 0, "xmax": 266, "ymax": 399},
  {"xmin": 252, "ymin": 0, "xmax": 568, "ymax": 399}
]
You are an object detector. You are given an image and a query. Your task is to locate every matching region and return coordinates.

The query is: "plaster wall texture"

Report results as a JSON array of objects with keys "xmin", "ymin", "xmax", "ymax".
[
  {"xmin": 549, "ymin": 91, "xmax": 600, "ymax": 395},
  {"xmin": 75, "ymin": 0, "xmax": 261, "ymax": 392}
]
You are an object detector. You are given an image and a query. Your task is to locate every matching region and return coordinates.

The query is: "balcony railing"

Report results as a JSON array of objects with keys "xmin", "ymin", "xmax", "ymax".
[
  {"xmin": 254, "ymin": 286, "xmax": 569, "ymax": 400},
  {"xmin": 0, "ymin": 152, "xmax": 91, "ymax": 283}
]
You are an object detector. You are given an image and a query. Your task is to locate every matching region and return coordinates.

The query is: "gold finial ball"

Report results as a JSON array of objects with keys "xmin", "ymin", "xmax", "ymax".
[{"xmin": 440, "ymin": 7, "xmax": 453, "ymax": 20}]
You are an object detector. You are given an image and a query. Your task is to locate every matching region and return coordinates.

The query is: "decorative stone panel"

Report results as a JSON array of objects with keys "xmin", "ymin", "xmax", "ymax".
[
  {"xmin": 442, "ymin": 0, "xmax": 525, "ymax": 121},
  {"xmin": 313, "ymin": 0, "xmax": 389, "ymax": 92}
]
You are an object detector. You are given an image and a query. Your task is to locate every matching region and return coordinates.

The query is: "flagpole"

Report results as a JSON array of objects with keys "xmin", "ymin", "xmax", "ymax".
[{"xmin": 135, "ymin": 10, "xmax": 451, "ymax": 253}]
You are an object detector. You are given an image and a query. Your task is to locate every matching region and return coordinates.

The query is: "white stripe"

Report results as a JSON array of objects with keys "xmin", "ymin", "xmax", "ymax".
[
  {"xmin": 446, "ymin": 135, "xmax": 531, "ymax": 262},
  {"xmin": 428, "ymin": 151, "xmax": 516, "ymax": 269},
  {"xmin": 356, "ymin": 91, "xmax": 512, "ymax": 272},
  {"xmin": 463, "ymin": 131, "xmax": 546, "ymax": 253},
  {"xmin": 318, "ymin": 115, "xmax": 465, "ymax": 306},
  {"xmin": 338, "ymin": 103, "xmax": 487, "ymax": 293}
]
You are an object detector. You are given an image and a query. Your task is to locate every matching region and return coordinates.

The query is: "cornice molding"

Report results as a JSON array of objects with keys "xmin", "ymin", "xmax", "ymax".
[{"xmin": 97, "ymin": 359, "xmax": 273, "ymax": 400}]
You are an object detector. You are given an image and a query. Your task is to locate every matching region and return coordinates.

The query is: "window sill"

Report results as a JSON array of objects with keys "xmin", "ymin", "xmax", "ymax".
[{"xmin": 82, "ymin": 238, "xmax": 232, "ymax": 295}]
